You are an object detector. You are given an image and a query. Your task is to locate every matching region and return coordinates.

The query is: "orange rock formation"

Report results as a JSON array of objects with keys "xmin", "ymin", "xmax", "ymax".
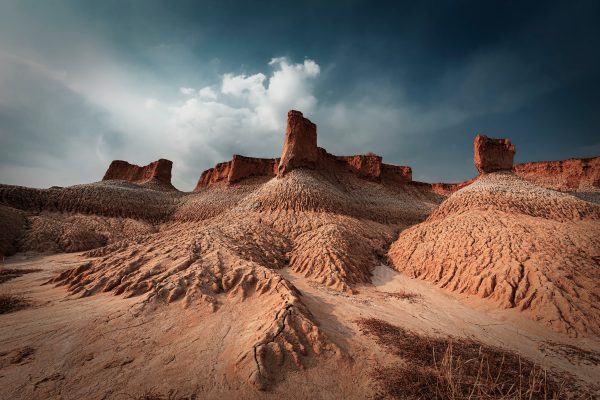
[
  {"xmin": 103, "ymin": 159, "xmax": 173, "ymax": 186},
  {"xmin": 474, "ymin": 134, "xmax": 515, "ymax": 173},
  {"xmin": 514, "ymin": 156, "xmax": 600, "ymax": 191}
]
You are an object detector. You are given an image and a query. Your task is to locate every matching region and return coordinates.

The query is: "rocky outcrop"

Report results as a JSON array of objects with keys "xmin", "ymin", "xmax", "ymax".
[
  {"xmin": 195, "ymin": 156, "xmax": 279, "ymax": 189},
  {"xmin": 430, "ymin": 178, "xmax": 478, "ymax": 196},
  {"xmin": 474, "ymin": 135, "xmax": 515, "ymax": 173},
  {"xmin": 381, "ymin": 164, "xmax": 412, "ymax": 183},
  {"xmin": 514, "ymin": 156, "xmax": 600, "ymax": 191},
  {"xmin": 278, "ymin": 110, "xmax": 318, "ymax": 177},
  {"xmin": 334, "ymin": 154, "xmax": 382, "ymax": 180},
  {"xmin": 196, "ymin": 110, "xmax": 413, "ymax": 186},
  {"xmin": 103, "ymin": 159, "xmax": 173, "ymax": 186}
]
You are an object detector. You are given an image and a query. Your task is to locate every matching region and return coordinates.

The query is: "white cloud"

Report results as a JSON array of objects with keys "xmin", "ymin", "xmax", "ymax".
[
  {"xmin": 144, "ymin": 98, "xmax": 158, "ymax": 109},
  {"xmin": 198, "ymin": 86, "xmax": 217, "ymax": 99},
  {"xmin": 180, "ymin": 87, "xmax": 196, "ymax": 95},
  {"xmin": 165, "ymin": 57, "xmax": 322, "ymax": 178}
]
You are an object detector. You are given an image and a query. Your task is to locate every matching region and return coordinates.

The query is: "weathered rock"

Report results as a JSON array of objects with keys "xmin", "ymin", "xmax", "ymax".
[
  {"xmin": 195, "ymin": 156, "xmax": 279, "ymax": 189},
  {"xmin": 103, "ymin": 159, "xmax": 173, "ymax": 185},
  {"xmin": 278, "ymin": 110, "xmax": 318, "ymax": 177},
  {"xmin": 335, "ymin": 154, "xmax": 383, "ymax": 180},
  {"xmin": 514, "ymin": 156, "xmax": 600, "ymax": 191},
  {"xmin": 381, "ymin": 163, "xmax": 412, "ymax": 183},
  {"xmin": 474, "ymin": 135, "xmax": 515, "ymax": 173}
]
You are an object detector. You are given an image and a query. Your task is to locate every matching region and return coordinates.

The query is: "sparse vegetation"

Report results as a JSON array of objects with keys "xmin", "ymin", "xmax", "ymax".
[
  {"xmin": 357, "ymin": 318, "xmax": 591, "ymax": 399},
  {"xmin": 0, "ymin": 290, "xmax": 29, "ymax": 314},
  {"xmin": 382, "ymin": 290, "xmax": 422, "ymax": 303},
  {"xmin": 0, "ymin": 267, "xmax": 42, "ymax": 284},
  {"xmin": 127, "ymin": 388, "xmax": 197, "ymax": 400}
]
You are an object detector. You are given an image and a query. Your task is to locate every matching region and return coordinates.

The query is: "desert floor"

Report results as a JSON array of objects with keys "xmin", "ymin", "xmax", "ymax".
[{"xmin": 1, "ymin": 252, "xmax": 598, "ymax": 399}]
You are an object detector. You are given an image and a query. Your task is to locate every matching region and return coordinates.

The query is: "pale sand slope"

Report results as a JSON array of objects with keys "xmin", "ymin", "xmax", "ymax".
[{"xmin": 1, "ymin": 254, "xmax": 598, "ymax": 399}]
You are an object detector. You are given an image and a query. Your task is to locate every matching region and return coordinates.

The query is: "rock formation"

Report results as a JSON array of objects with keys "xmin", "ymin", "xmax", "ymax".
[
  {"xmin": 195, "ymin": 156, "xmax": 279, "ymax": 189},
  {"xmin": 278, "ymin": 110, "xmax": 318, "ymax": 176},
  {"xmin": 103, "ymin": 159, "xmax": 173, "ymax": 186},
  {"xmin": 196, "ymin": 110, "xmax": 413, "ymax": 187},
  {"xmin": 514, "ymin": 156, "xmax": 600, "ymax": 191},
  {"xmin": 389, "ymin": 137, "xmax": 600, "ymax": 337},
  {"xmin": 474, "ymin": 134, "xmax": 515, "ymax": 173}
]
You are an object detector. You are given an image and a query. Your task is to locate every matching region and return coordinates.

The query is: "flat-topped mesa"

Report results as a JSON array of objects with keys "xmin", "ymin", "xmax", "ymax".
[
  {"xmin": 195, "ymin": 155, "xmax": 279, "ymax": 189},
  {"xmin": 514, "ymin": 156, "xmax": 600, "ymax": 191},
  {"xmin": 102, "ymin": 159, "xmax": 173, "ymax": 185},
  {"xmin": 278, "ymin": 110, "xmax": 318, "ymax": 177},
  {"xmin": 474, "ymin": 134, "xmax": 515, "ymax": 174},
  {"xmin": 334, "ymin": 154, "xmax": 382, "ymax": 180},
  {"xmin": 195, "ymin": 110, "xmax": 414, "ymax": 187}
]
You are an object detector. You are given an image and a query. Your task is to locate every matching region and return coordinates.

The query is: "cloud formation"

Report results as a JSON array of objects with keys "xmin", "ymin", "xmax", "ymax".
[{"xmin": 0, "ymin": 1, "xmax": 597, "ymax": 189}]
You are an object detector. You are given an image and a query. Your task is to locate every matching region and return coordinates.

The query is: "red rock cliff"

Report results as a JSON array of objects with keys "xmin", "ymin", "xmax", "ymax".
[
  {"xmin": 514, "ymin": 156, "xmax": 600, "ymax": 191},
  {"xmin": 195, "ymin": 155, "xmax": 279, "ymax": 189},
  {"xmin": 334, "ymin": 154, "xmax": 383, "ymax": 180},
  {"xmin": 195, "ymin": 110, "xmax": 414, "ymax": 187},
  {"xmin": 278, "ymin": 110, "xmax": 318, "ymax": 177},
  {"xmin": 474, "ymin": 135, "xmax": 515, "ymax": 173},
  {"xmin": 102, "ymin": 159, "xmax": 173, "ymax": 185}
]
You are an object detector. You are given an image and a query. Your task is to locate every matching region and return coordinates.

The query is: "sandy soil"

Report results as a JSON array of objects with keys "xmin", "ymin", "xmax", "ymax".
[{"xmin": 1, "ymin": 254, "xmax": 598, "ymax": 399}]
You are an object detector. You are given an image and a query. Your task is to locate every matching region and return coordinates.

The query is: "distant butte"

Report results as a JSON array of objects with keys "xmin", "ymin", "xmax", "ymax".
[
  {"xmin": 98, "ymin": 110, "xmax": 599, "ymax": 194},
  {"xmin": 474, "ymin": 134, "xmax": 515, "ymax": 173},
  {"xmin": 195, "ymin": 110, "xmax": 412, "ymax": 189},
  {"xmin": 103, "ymin": 158, "xmax": 173, "ymax": 186}
]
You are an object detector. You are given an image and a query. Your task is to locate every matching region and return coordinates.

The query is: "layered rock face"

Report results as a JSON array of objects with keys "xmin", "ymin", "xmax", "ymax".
[
  {"xmin": 514, "ymin": 156, "xmax": 600, "ymax": 191},
  {"xmin": 103, "ymin": 159, "xmax": 173, "ymax": 185},
  {"xmin": 334, "ymin": 154, "xmax": 382, "ymax": 180},
  {"xmin": 195, "ymin": 156, "xmax": 279, "ymax": 189},
  {"xmin": 381, "ymin": 163, "xmax": 413, "ymax": 183},
  {"xmin": 278, "ymin": 110, "xmax": 318, "ymax": 176},
  {"xmin": 474, "ymin": 135, "xmax": 515, "ymax": 173},
  {"xmin": 196, "ymin": 110, "xmax": 413, "ymax": 187}
]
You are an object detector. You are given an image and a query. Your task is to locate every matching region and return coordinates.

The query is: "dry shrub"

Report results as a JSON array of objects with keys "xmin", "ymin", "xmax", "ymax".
[
  {"xmin": 357, "ymin": 318, "xmax": 592, "ymax": 399},
  {"xmin": 0, "ymin": 290, "xmax": 29, "ymax": 314},
  {"xmin": 382, "ymin": 290, "xmax": 422, "ymax": 303},
  {"xmin": 0, "ymin": 268, "xmax": 42, "ymax": 284},
  {"xmin": 127, "ymin": 389, "xmax": 197, "ymax": 400}
]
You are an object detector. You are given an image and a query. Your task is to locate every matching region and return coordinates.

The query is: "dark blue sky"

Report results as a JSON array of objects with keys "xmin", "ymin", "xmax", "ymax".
[{"xmin": 0, "ymin": 0, "xmax": 598, "ymax": 189}]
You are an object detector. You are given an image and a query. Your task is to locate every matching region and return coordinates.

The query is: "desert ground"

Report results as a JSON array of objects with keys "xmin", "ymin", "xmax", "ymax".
[{"xmin": 1, "ymin": 111, "xmax": 599, "ymax": 399}]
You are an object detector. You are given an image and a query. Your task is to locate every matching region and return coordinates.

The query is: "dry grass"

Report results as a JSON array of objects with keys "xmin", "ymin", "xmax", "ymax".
[
  {"xmin": 381, "ymin": 290, "xmax": 423, "ymax": 303},
  {"xmin": 0, "ymin": 290, "xmax": 29, "ymax": 314},
  {"xmin": 357, "ymin": 318, "xmax": 592, "ymax": 399},
  {"xmin": 127, "ymin": 388, "xmax": 197, "ymax": 400},
  {"xmin": 0, "ymin": 268, "xmax": 42, "ymax": 284}
]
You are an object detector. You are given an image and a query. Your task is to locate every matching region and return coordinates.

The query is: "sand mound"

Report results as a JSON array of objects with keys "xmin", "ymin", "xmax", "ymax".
[
  {"xmin": 19, "ymin": 212, "xmax": 157, "ymax": 254},
  {"xmin": 389, "ymin": 172, "xmax": 600, "ymax": 337},
  {"xmin": 0, "ymin": 181, "xmax": 179, "ymax": 222},
  {"xmin": 50, "ymin": 218, "xmax": 342, "ymax": 389}
]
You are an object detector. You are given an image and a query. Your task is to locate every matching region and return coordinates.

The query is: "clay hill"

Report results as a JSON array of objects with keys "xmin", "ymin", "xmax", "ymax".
[{"xmin": 0, "ymin": 111, "xmax": 599, "ymax": 399}]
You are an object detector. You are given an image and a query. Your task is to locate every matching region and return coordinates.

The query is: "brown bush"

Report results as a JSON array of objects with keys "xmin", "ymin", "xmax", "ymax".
[
  {"xmin": 0, "ymin": 268, "xmax": 42, "ymax": 284},
  {"xmin": 356, "ymin": 318, "xmax": 592, "ymax": 399},
  {"xmin": 0, "ymin": 290, "xmax": 29, "ymax": 314}
]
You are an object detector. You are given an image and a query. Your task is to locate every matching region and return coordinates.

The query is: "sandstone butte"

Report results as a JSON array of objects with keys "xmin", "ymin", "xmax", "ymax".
[
  {"xmin": 193, "ymin": 110, "xmax": 412, "ymax": 190},
  {"xmin": 100, "ymin": 112, "xmax": 597, "ymax": 196},
  {"xmin": 102, "ymin": 158, "xmax": 173, "ymax": 186},
  {"xmin": 1, "ymin": 109, "xmax": 599, "ymax": 399}
]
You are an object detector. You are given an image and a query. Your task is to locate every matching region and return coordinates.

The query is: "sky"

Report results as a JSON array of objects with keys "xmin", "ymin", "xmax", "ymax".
[{"xmin": 0, "ymin": 0, "xmax": 599, "ymax": 190}]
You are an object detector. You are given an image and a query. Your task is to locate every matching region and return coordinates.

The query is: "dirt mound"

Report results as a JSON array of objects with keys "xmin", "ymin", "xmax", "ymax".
[
  {"xmin": 50, "ymin": 218, "xmax": 342, "ymax": 389},
  {"xmin": 0, "ymin": 182, "xmax": 179, "ymax": 222},
  {"xmin": 19, "ymin": 212, "xmax": 157, "ymax": 254},
  {"xmin": 389, "ymin": 172, "xmax": 600, "ymax": 337},
  {"xmin": 0, "ymin": 205, "xmax": 26, "ymax": 257}
]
